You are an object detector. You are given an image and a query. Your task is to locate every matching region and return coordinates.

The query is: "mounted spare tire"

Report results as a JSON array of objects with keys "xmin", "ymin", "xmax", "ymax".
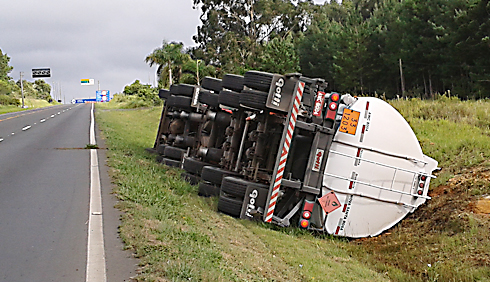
[
  {"xmin": 222, "ymin": 74, "xmax": 244, "ymax": 92},
  {"xmin": 244, "ymin": 70, "xmax": 274, "ymax": 92},
  {"xmin": 201, "ymin": 77, "xmax": 222, "ymax": 93}
]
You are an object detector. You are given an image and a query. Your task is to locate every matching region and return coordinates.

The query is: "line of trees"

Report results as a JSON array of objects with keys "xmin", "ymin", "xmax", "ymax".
[
  {"xmin": 0, "ymin": 49, "xmax": 53, "ymax": 106},
  {"xmin": 146, "ymin": 0, "xmax": 489, "ymax": 99}
]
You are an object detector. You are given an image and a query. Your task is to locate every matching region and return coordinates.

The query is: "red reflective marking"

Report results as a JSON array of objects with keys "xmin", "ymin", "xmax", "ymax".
[
  {"xmin": 277, "ymin": 166, "xmax": 285, "ymax": 175},
  {"xmin": 335, "ymin": 226, "xmax": 340, "ymax": 235},
  {"xmin": 366, "ymin": 101, "xmax": 370, "ymax": 111},
  {"xmin": 279, "ymin": 158, "xmax": 287, "ymax": 167},
  {"xmin": 356, "ymin": 148, "xmax": 361, "ymax": 157},
  {"xmin": 293, "ymin": 103, "xmax": 299, "ymax": 114},
  {"xmin": 287, "ymin": 128, "xmax": 293, "ymax": 140},
  {"xmin": 342, "ymin": 204, "xmax": 348, "ymax": 212},
  {"xmin": 349, "ymin": 181, "xmax": 354, "ymax": 189},
  {"xmin": 362, "ymin": 125, "xmax": 366, "ymax": 134}
]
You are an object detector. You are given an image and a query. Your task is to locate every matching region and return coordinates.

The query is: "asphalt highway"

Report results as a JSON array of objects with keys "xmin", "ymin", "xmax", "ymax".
[{"xmin": 0, "ymin": 104, "xmax": 137, "ymax": 281}]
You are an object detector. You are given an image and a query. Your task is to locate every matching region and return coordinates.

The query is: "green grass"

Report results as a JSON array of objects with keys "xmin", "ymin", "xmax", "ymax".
[
  {"xmin": 0, "ymin": 98, "xmax": 57, "ymax": 114},
  {"xmin": 95, "ymin": 105, "xmax": 387, "ymax": 282},
  {"xmin": 95, "ymin": 96, "xmax": 490, "ymax": 282}
]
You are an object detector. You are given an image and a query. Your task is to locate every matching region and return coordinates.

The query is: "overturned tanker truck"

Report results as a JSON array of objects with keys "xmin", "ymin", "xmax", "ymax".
[{"xmin": 151, "ymin": 71, "xmax": 439, "ymax": 238}]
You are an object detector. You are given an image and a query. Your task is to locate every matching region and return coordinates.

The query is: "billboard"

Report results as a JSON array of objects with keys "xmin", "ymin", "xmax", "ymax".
[
  {"xmin": 96, "ymin": 90, "xmax": 111, "ymax": 102},
  {"xmin": 32, "ymin": 68, "xmax": 51, "ymax": 78},
  {"xmin": 81, "ymin": 79, "xmax": 95, "ymax": 85}
]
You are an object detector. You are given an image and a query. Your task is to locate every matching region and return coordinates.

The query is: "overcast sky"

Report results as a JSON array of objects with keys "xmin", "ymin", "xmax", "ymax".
[{"xmin": 1, "ymin": 0, "xmax": 327, "ymax": 103}]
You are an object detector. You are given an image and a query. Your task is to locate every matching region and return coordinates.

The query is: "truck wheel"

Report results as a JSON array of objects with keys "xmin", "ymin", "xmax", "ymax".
[
  {"xmin": 183, "ymin": 157, "xmax": 209, "ymax": 176},
  {"xmin": 156, "ymin": 155, "xmax": 164, "ymax": 163},
  {"xmin": 157, "ymin": 144, "xmax": 166, "ymax": 155},
  {"xmin": 201, "ymin": 77, "xmax": 222, "ymax": 93},
  {"xmin": 181, "ymin": 172, "xmax": 200, "ymax": 185},
  {"xmin": 159, "ymin": 89, "xmax": 170, "ymax": 99},
  {"xmin": 244, "ymin": 71, "xmax": 274, "ymax": 92},
  {"xmin": 169, "ymin": 84, "xmax": 180, "ymax": 95},
  {"xmin": 198, "ymin": 182, "xmax": 220, "ymax": 197},
  {"xmin": 222, "ymin": 74, "xmax": 244, "ymax": 92},
  {"xmin": 175, "ymin": 84, "xmax": 196, "ymax": 97},
  {"xmin": 220, "ymin": 176, "xmax": 248, "ymax": 198},
  {"xmin": 218, "ymin": 90, "xmax": 241, "ymax": 109},
  {"xmin": 201, "ymin": 166, "xmax": 238, "ymax": 186},
  {"xmin": 218, "ymin": 193, "xmax": 243, "ymax": 218},
  {"xmin": 221, "ymin": 177, "xmax": 269, "ymax": 199},
  {"xmin": 161, "ymin": 157, "xmax": 181, "ymax": 168},
  {"xmin": 198, "ymin": 89, "xmax": 220, "ymax": 108},
  {"xmin": 204, "ymin": 147, "xmax": 224, "ymax": 163},
  {"xmin": 239, "ymin": 89, "xmax": 269, "ymax": 111},
  {"xmin": 167, "ymin": 95, "xmax": 192, "ymax": 110},
  {"xmin": 164, "ymin": 146, "xmax": 186, "ymax": 161}
]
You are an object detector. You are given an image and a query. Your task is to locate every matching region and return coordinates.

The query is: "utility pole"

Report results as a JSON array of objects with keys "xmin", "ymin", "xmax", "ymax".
[
  {"xmin": 399, "ymin": 58, "xmax": 405, "ymax": 98},
  {"xmin": 20, "ymin": 72, "xmax": 25, "ymax": 108},
  {"xmin": 196, "ymin": 60, "xmax": 200, "ymax": 85}
]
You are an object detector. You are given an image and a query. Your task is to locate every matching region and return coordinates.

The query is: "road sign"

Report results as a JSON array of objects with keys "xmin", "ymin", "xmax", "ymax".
[
  {"xmin": 81, "ymin": 79, "xmax": 95, "ymax": 85},
  {"xmin": 96, "ymin": 90, "xmax": 111, "ymax": 102},
  {"xmin": 32, "ymin": 68, "xmax": 51, "ymax": 78}
]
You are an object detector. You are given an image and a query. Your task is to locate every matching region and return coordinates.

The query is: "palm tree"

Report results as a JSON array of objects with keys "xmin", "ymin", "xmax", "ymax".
[{"xmin": 145, "ymin": 41, "xmax": 186, "ymax": 87}]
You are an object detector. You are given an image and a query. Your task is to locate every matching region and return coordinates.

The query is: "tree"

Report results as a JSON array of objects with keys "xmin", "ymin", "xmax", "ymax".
[
  {"xmin": 258, "ymin": 33, "xmax": 300, "ymax": 74},
  {"xmin": 34, "ymin": 80, "xmax": 51, "ymax": 100},
  {"xmin": 145, "ymin": 41, "xmax": 187, "ymax": 87},
  {"xmin": 0, "ymin": 49, "xmax": 13, "ymax": 81},
  {"xmin": 192, "ymin": 0, "xmax": 313, "ymax": 73}
]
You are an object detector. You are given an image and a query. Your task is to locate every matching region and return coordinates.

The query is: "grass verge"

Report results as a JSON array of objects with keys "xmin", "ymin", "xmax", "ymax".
[
  {"xmin": 96, "ymin": 97, "xmax": 490, "ymax": 282},
  {"xmin": 95, "ymin": 104, "xmax": 386, "ymax": 282}
]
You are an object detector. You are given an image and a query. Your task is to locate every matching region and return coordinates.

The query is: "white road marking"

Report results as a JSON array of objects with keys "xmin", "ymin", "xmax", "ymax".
[
  {"xmin": 40, "ymin": 119, "xmax": 46, "ymax": 123},
  {"xmin": 22, "ymin": 125, "xmax": 31, "ymax": 131},
  {"xmin": 86, "ymin": 103, "xmax": 107, "ymax": 282},
  {"xmin": 0, "ymin": 138, "xmax": 3, "ymax": 142},
  {"xmin": 51, "ymin": 114, "xmax": 55, "ymax": 118}
]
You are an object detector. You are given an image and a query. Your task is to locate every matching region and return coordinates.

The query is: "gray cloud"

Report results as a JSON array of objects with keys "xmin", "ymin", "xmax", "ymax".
[{"xmin": 1, "ymin": 0, "xmax": 325, "ymax": 102}]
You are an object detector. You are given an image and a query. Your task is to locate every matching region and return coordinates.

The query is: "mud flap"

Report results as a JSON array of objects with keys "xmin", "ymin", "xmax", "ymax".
[{"xmin": 240, "ymin": 185, "xmax": 269, "ymax": 220}]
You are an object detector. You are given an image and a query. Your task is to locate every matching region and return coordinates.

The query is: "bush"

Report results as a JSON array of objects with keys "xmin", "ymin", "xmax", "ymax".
[{"xmin": 0, "ymin": 94, "xmax": 20, "ymax": 106}]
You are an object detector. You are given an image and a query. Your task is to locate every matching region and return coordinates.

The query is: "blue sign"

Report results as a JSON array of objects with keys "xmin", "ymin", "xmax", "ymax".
[
  {"xmin": 96, "ymin": 90, "xmax": 111, "ymax": 102},
  {"xmin": 74, "ymin": 98, "xmax": 96, "ymax": 104}
]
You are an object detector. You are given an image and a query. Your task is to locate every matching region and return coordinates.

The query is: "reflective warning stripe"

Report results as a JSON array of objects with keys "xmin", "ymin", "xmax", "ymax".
[{"xmin": 265, "ymin": 81, "xmax": 305, "ymax": 223}]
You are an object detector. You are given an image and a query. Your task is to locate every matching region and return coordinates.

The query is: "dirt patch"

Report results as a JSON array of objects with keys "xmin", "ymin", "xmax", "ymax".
[{"xmin": 472, "ymin": 197, "xmax": 490, "ymax": 215}]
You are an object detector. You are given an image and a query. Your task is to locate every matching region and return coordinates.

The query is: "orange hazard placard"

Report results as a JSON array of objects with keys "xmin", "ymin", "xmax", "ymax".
[{"xmin": 318, "ymin": 192, "xmax": 341, "ymax": 214}]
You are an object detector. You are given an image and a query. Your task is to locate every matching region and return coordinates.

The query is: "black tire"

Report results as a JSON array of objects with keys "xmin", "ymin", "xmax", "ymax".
[
  {"xmin": 244, "ymin": 71, "xmax": 274, "ymax": 92},
  {"xmin": 222, "ymin": 74, "xmax": 244, "ymax": 92},
  {"xmin": 176, "ymin": 84, "xmax": 196, "ymax": 97},
  {"xmin": 156, "ymin": 155, "xmax": 164, "ymax": 163},
  {"xmin": 201, "ymin": 77, "xmax": 222, "ymax": 93},
  {"xmin": 164, "ymin": 145, "xmax": 186, "ymax": 161},
  {"xmin": 162, "ymin": 157, "xmax": 181, "ymax": 168},
  {"xmin": 157, "ymin": 144, "xmax": 166, "ymax": 155},
  {"xmin": 183, "ymin": 157, "xmax": 209, "ymax": 176},
  {"xmin": 201, "ymin": 166, "xmax": 238, "ymax": 186},
  {"xmin": 239, "ymin": 89, "xmax": 269, "ymax": 111},
  {"xmin": 169, "ymin": 84, "xmax": 180, "ymax": 95},
  {"xmin": 204, "ymin": 147, "xmax": 224, "ymax": 163},
  {"xmin": 218, "ymin": 90, "xmax": 241, "ymax": 109},
  {"xmin": 221, "ymin": 177, "xmax": 269, "ymax": 199},
  {"xmin": 198, "ymin": 182, "xmax": 220, "ymax": 197},
  {"xmin": 167, "ymin": 95, "xmax": 192, "ymax": 110},
  {"xmin": 159, "ymin": 89, "xmax": 170, "ymax": 99},
  {"xmin": 218, "ymin": 193, "xmax": 243, "ymax": 217},
  {"xmin": 198, "ymin": 89, "xmax": 220, "ymax": 108},
  {"xmin": 181, "ymin": 172, "xmax": 200, "ymax": 185}
]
